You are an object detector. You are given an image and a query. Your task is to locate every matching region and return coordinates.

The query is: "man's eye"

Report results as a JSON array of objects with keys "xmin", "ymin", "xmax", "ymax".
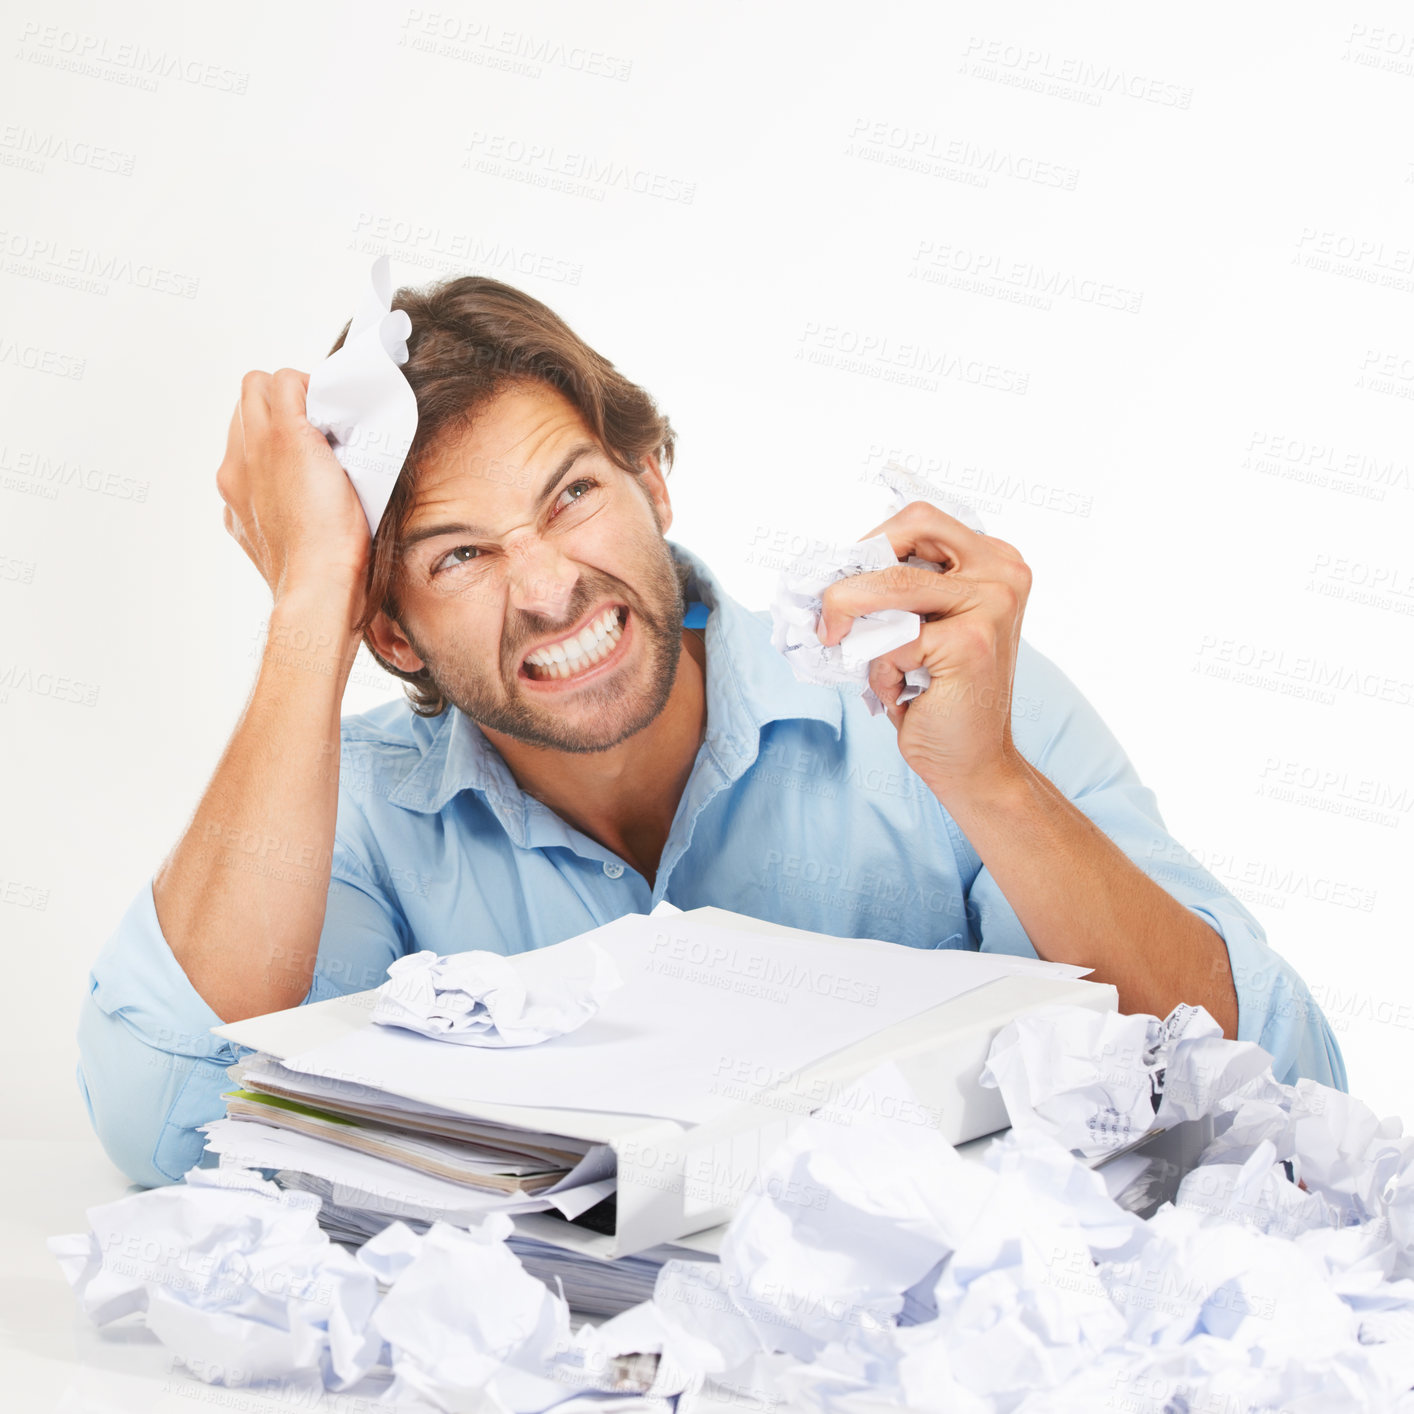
[
  {"xmin": 555, "ymin": 476, "xmax": 600, "ymax": 512},
  {"xmin": 432, "ymin": 545, "xmax": 481, "ymax": 575}
]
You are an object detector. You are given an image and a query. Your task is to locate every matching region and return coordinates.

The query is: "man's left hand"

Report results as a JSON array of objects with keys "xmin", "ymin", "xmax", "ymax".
[{"xmin": 817, "ymin": 500, "xmax": 1032, "ymax": 800}]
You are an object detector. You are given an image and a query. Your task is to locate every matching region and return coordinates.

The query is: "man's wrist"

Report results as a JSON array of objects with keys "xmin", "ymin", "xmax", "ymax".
[
  {"xmin": 271, "ymin": 579, "xmax": 364, "ymax": 639},
  {"xmin": 263, "ymin": 582, "xmax": 365, "ymax": 681},
  {"xmin": 921, "ymin": 750, "xmax": 1036, "ymax": 818}
]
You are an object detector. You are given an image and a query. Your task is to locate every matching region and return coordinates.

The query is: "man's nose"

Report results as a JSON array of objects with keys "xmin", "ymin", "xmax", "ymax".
[{"xmin": 504, "ymin": 533, "xmax": 578, "ymax": 619}]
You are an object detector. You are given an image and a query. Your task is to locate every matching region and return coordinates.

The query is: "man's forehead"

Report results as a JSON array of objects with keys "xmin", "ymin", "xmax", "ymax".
[{"xmin": 419, "ymin": 383, "xmax": 596, "ymax": 491}]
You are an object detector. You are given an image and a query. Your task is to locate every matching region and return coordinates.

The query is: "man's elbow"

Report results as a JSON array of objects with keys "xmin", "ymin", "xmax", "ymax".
[
  {"xmin": 76, "ymin": 994, "xmax": 216, "ymax": 1189},
  {"xmin": 1193, "ymin": 916, "xmax": 1240, "ymax": 1039}
]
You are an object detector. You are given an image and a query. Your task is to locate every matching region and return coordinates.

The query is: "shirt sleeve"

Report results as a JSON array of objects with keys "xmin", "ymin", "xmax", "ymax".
[
  {"xmin": 960, "ymin": 639, "xmax": 1348, "ymax": 1092},
  {"xmin": 76, "ymin": 848, "xmax": 411, "ymax": 1188}
]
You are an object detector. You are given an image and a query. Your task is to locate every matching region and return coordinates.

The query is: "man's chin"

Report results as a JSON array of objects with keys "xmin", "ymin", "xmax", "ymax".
[
  {"xmin": 509, "ymin": 660, "xmax": 679, "ymax": 753},
  {"xmin": 433, "ymin": 659, "xmax": 673, "ymax": 754},
  {"xmin": 516, "ymin": 704, "xmax": 663, "ymax": 755}
]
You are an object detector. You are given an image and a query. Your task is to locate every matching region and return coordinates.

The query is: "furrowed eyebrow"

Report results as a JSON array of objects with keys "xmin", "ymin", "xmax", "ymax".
[{"xmin": 397, "ymin": 441, "xmax": 600, "ymax": 555}]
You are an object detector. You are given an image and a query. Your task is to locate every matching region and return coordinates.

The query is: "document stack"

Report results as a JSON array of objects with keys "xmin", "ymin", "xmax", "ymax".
[{"xmin": 203, "ymin": 905, "xmax": 1115, "ymax": 1316}]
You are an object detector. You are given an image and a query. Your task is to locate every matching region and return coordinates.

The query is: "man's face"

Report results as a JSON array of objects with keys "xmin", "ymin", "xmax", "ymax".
[{"xmin": 372, "ymin": 380, "xmax": 687, "ymax": 754}]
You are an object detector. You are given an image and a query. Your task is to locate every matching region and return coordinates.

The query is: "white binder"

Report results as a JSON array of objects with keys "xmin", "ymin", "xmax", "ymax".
[{"xmin": 213, "ymin": 905, "xmax": 1116, "ymax": 1256}]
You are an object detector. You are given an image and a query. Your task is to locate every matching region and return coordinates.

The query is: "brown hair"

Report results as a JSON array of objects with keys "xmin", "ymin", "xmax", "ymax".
[{"xmin": 326, "ymin": 275, "xmax": 677, "ymax": 717}]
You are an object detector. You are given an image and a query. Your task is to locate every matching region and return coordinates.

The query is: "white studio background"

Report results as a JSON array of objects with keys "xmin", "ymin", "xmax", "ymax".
[{"xmin": 3, "ymin": 1, "xmax": 1411, "ymax": 1158}]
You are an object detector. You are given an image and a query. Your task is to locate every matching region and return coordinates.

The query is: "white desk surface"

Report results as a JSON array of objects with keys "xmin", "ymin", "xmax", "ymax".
[{"xmin": 1, "ymin": 1134, "xmax": 340, "ymax": 1412}]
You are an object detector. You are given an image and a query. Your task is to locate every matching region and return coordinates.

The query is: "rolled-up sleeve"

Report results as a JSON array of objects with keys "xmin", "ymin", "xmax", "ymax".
[
  {"xmin": 961, "ymin": 639, "xmax": 1348, "ymax": 1091},
  {"xmin": 77, "ymin": 849, "xmax": 411, "ymax": 1188}
]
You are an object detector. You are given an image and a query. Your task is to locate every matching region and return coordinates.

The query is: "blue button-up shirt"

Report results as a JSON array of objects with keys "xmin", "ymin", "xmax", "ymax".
[{"xmin": 77, "ymin": 540, "xmax": 1346, "ymax": 1186}]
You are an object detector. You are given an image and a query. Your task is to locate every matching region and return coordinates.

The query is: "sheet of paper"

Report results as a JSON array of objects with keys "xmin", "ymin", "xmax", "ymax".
[
  {"xmin": 236, "ymin": 1055, "xmax": 594, "ymax": 1153},
  {"xmin": 204, "ymin": 1116, "xmax": 617, "ymax": 1223},
  {"xmin": 304, "ymin": 255, "xmax": 419, "ymax": 536},
  {"xmin": 278, "ymin": 912, "xmax": 1020, "ymax": 1125},
  {"xmin": 201, "ymin": 1119, "xmax": 556, "ymax": 1224},
  {"xmin": 223, "ymin": 1089, "xmax": 566, "ymax": 1175}
]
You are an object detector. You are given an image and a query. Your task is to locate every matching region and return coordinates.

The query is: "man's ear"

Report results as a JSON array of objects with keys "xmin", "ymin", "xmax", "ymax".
[
  {"xmin": 637, "ymin": 452, "xmax": 673, "ymax": 535},
  {"xmin": 367, "ymin": 609, "xmax": 425, "ymax": 674}
]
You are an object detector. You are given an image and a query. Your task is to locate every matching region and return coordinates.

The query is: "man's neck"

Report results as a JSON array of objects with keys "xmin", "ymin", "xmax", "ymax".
[{"xmin": 480, "ymin": 628, "xmax": 709, "ymax": 886}]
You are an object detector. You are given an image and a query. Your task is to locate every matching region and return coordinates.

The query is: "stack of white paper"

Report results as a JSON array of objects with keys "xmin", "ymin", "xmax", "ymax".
[
  {"xmin": 205, "ymin": 906, "xmax": 1093, "ymax": 1312},
  {"xmin": 265, "ymin": 910, "xmax": 1029, "ymax": 1125},
  {"xmin": 284, "ymin": 1170, "xmax": 718, "ymax": 1319}
]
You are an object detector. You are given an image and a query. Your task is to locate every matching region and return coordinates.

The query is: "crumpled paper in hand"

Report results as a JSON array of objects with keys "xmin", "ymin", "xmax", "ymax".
[
  {"xmin": 769, "ymin": 460, "xmax": 987, "ymax": 716},
  {"xmin": 305, "ymin": 254, "xmax": 419, "ymax": 537},
  {"xmin": 370, "ymin": 939, "xmax": 623, "ymax": 1047}
]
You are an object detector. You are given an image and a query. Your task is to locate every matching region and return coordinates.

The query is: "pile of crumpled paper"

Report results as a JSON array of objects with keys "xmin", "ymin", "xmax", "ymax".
[
  {"xmin": 51, "ymin": 1003, "xmax": 1414, "ymax": 1412},
  {"xmin": 370, "ymin": 939, "xmax": 622, "ymax": 1047}
]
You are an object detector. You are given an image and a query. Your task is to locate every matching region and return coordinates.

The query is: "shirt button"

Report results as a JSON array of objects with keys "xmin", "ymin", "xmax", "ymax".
[{"xmin": 603, "ymin": 861, "xmax": 624, "ymax": 878}]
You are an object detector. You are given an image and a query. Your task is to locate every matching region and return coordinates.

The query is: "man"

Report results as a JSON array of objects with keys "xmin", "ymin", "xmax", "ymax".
[{"xmin": 77, "ymin": 276, "xmax": 1346, "ymax": 1189}]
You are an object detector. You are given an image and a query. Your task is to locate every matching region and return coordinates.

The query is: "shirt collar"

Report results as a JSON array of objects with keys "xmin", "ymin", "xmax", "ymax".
[{"xmin": 386, "ymin": 539, "xmax": 843, "ymax": 820}]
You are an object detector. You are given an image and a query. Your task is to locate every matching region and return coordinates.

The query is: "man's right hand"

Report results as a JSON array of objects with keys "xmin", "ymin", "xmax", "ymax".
[{"xmin": 217, "ymin": 368, "xmax": 373, "ymax": 615}]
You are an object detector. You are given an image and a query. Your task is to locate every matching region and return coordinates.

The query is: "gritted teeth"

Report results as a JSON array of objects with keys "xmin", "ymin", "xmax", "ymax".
[{"xmin": 522, "ymin": 606, "xmax": 626, "ymax": 678}]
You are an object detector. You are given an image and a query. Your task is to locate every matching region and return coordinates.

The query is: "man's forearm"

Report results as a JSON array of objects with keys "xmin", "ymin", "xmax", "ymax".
[
  {"xmin": 931, "ymin": 755, "xmax": 1240, "ymax": 1036},
  {"xmin": 154, "ymin": 585, "xmax": 363, "ymax": 1023}
]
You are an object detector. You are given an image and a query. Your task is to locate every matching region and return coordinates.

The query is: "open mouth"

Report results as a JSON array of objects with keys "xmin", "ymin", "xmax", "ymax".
[{"xmin": 520, "ymin": 605, "xmax": 629, "ymax": 683}]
